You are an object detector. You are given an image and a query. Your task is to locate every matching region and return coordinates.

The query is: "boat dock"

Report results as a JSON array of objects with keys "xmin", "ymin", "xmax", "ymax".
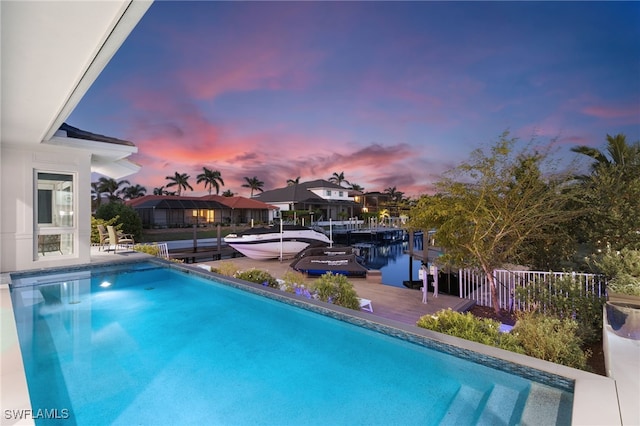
[{"xmin": 331, "ymin": 227, "xmax": 408, "ymax": 245}]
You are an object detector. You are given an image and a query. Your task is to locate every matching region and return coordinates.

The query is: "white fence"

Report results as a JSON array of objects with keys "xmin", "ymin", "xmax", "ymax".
[{"xmin": 458, "ymin": 269, "xmax": 607, "ymax": 311}]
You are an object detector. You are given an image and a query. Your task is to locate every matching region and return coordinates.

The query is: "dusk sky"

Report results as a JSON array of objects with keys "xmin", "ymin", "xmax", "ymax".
[{"xmin": 69, "ymin": 1, "xmax": 640, "ymax": 197}]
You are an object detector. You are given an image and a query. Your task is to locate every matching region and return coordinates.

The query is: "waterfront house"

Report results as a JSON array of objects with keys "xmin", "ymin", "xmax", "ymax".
[{"xmin": 252, "ymin": 179, "xmax": 360, "ymax": 222}]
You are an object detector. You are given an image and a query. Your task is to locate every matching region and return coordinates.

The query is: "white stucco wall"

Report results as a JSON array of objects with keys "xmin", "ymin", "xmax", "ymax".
[{"xmin": 1, "ymin": 143, "xmax": 92, "ymax": 273}]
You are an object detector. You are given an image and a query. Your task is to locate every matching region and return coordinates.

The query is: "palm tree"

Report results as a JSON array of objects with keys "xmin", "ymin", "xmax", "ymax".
[
  {"xmin": 287, "ymin": 176, "xmax": 300, "ymax": 186},
  {"xmin": 242, "ymin": 176, "xmax": 264, "ymax": 197},
  {"xmin": 329, "ymin": 171, "xmax": 350, "ymax": 187},
  {"xmin": 91, "ymin": 181, "xmax": 102, "ymax": 211},
  {"xmin": 119, "ymin": 184, "xmax": 147, "ymax": 200},
  {"xmin": 571, "ymin": 133, "xmax": 640, "ymax": 177},
  {"xmin": 196, "ymin": 167, "xmax": 225, "ymax": 195},
  {"xmin": 349, "ymin": 183, "xmax": 364, "ymax": 191},
  {"xmin": 97, "ymin": 177, "xmax": 130, "ymax": 202},
  {"xmin": 165, "ymin": 172, "xmax": 193, "ymax": 196},
  {"xmin": 222, "ymin": 189, "xmax": 235, "ymax": 197}
]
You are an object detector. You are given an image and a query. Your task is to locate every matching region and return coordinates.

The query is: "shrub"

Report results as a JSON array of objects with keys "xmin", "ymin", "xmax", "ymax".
[
  {"xmin": 132, "ymin": 244, "xmax": 160, "ymax": 257},
  {"xmin": 590, "ymin": 247, "xmax": 640, "ymax": 296},
  {"xmin": 95, "ymin": 202, "xmax": 143, "ymax": 242},
  {"xmin": 211, "ymin": 261, "xmax": 239, "ymax": 277},
  {"xmin": 416, "ymin": 309, "xmax": 591, "ymax": 370},
  {"xmin": 234, "ymin": 269, "xmax": 279, "ymax": 288},
  {"xmin": 280, "ymin": 270, "xmax": 307, "ymax": 293},
  {"xmin": 515, "ymin": 275, "xmax": 605, "ymax": 343},
  {"xmin": 312, "ymin": 272, "xmax": 361, "ymax": 310},
  {"xmin": 509, "ymin": 311, "xmax": 590, "ymax": 370},
  {"xmin": 416, "ymin": 309, "xmax": 503, "ymax": 347}
]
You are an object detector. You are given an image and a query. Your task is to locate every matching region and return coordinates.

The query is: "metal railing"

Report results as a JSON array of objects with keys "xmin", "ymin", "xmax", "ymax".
[{"xmin": 459, "ymin": 268, "xmax": 607, "ymax": 310}]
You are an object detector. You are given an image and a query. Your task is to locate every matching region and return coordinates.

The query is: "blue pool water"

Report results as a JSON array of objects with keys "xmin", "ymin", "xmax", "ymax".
[{"xmin": 10, "ymin": 261, "xmax": 571, "ymax": 425}]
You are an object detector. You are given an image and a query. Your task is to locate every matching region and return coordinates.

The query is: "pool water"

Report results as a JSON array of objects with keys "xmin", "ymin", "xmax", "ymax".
[{"xmin": 10, "ymin": 262, "xmax": 570, "ymax": 425}]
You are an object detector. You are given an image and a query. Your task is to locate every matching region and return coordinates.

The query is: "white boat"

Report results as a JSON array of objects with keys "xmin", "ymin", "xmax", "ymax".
[{"xmin": 224, "ymin": 225, "xmax": 332, "ymax": 260}]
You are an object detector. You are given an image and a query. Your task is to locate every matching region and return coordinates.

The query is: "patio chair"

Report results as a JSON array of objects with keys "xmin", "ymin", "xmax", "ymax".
[
  {"xmin": 106, "ymin": 225, "xmax": 134, "ymax": 253},
  {"xmin": 97, "ymin": 224, "xmax": 109, "ymax": 251}
]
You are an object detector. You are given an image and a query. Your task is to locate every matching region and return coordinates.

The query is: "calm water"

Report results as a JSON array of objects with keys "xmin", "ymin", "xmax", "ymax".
[{"xmin": 10, "ymin": 262, "xmax": 566, "ymax": 425}]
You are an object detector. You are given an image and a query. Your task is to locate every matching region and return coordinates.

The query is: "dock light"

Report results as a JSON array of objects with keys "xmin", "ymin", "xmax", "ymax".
[{"xmin": 100, "ymin": 281, "xmax": 112, "ymax": 288}]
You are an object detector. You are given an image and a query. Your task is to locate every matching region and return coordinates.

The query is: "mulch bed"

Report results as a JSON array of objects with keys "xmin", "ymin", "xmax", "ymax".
[{"xmin": 468, "ymin": 305, "xmax": 606, "ymax": 376}]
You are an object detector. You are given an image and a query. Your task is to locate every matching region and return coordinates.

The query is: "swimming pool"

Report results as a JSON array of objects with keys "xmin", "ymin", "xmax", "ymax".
[{"xmin": 10, "ymin": 260, "xmax": 573, "ymax": 425}]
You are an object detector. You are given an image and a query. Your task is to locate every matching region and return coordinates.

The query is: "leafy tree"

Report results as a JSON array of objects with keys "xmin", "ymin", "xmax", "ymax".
[
  {"xmin": 349, "ymin": 182, "xmax": 365, "ymax": 191},
  {"xmin": 96, "ymin": 177, "xmax": 130, "ymax": 202},
  {"xmin": 95, "ymin": 201, "xmax": 143, "ymax": 241},
  {"xmin": 118, "ymin": 183, "xmax": 147, "ymax": 200},
  {"xmin": 329, "ymin": 171, "xmax": 350, "ymax": 187},
  {"xmin": 165, "ymin": 172, "xmax": 193, "ymax": 196},
  {"xmin": 287, "ymin": 176, "xmax": 300, "ymax": 186},
  {"xmin": 222, "ymin": 189, "xmax": 235, "ymax": 197},
  {"xmin": 242, "ymin": 176, "xmax": 264, "ymax": 197},
  {"xmin": 196, "ymin": 167, "xmax": 225, "ymax": 195},
  {"xmin": 571, "ymin": 133, "xmax": 640, "ymax": 250},
  {"xmin": 409, "ymin": 132, "xmax": 580, "ymax": 314}
]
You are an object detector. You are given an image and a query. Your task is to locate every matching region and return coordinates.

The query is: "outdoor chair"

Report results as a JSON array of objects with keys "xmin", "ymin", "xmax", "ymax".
[
  {"xmin": 97, "ymin": 224, "xmax": 109, "ymax": 251},
  {"xmin": 106, "ymin": 225, "xmax": 134, "ymax": 253}
]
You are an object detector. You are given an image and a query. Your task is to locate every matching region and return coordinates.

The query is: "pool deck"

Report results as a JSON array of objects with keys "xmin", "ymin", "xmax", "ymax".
[{"xmin": 0, "ymin": 248, "xmax": 624, "ymax": 425}]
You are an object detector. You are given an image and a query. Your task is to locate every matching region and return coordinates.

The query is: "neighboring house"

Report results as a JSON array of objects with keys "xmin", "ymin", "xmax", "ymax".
[
  {"xmin": 127, "ymin": 195, "xmax": 276, "ymax": 228},
  {"xmin": 0, "ymin": 1, "xmax": 152, "ymax": 273},
  {"xmin": 252, "ymin": 179, "xmax": 359, "ymax": 222}
]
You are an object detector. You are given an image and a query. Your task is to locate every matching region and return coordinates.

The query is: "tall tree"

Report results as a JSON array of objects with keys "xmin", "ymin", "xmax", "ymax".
[
  {"xmin": 571, "ymin": 133, "xmax": 640, "ymax": 250},
  {"xmin": 91, "ymin": 181, "xmax": 102, "ymax": 211},
  {"xmin": 196, "ymin": 167, "xmax": 225, "ymax": 195},
  {"xmin": 329, "ymin": 171, "xmax": 350, "ymax": 187},
  {"xmin": 119, "ymin": 184, "xmax": 147, "ymax": 200},
  {"xmin": 97, "ymin": 177, "xmax": 130, "ymax": 202},
  {"xmin": 242, "ymin": 176, "xmax": 264, "ymax": 197},
  {"xmin": 165, "ymin": 172, "xmax": 193, "ymax": 196},
  {"xmin": 287, "ymin": 176, "xmax": 300, "ymax": 186},
  {"xmin": 409, "ymin": 133, "xmax": 580, "ymax": 315}
]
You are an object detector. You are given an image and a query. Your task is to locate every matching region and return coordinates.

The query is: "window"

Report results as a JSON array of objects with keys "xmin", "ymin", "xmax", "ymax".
[
  {"xmin": 326, "ymin": 190, "xmax": 332, "ymax": 196},
  {"xmin": 339, "ymin": 191, "xmax": 344, "ymax": 197},
  {"xmin": 35, "ymin": 172, "xmax": 74, "ymax": 258}
]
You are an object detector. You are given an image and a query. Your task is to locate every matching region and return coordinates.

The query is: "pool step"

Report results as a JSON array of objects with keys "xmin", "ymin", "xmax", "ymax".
[
  {"xmin": 440, "ymin": 384, "xmax": 523, "ymax": 425},
  {"xmin": 520, "ymin": 383, "xmax": 572, "ymax": 426},
  {"xmin": 477, "ymin": 384, "xmax": 520, "ymax": 425},
  {"xmin": 439, "ymin": 385, "xmax": 485, "ymax": 425}
]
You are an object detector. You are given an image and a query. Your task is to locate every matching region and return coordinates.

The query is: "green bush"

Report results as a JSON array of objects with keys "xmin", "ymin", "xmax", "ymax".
[
  {"xmin": 416, "ymin": 309, "xmax": 590, "ymax": 371},
  {"xmin": 211, "ymin": 261, "xmax": 239, "ymax": 277},
  {"xmin": 312, "ymin": 272, "xmax": 361, "ymax": 310},
  {"xmin": 416, "ymin": 309, "xmax": 503, "ymax": 347},
  {"xmin": 234, "ymin": 269, "xmax": 279, "ymax": 288},
  {"xmin": 95, "ymin": 202, "xmax": 143, "ymax": 242},
  {"xmin": 132, "ymin": 244, "xmax": 160, "ymax": 257},
  {"xmin": 590, "ymin": 247, "xmax": 640, "ymax": 296},
  {"xmin": 515, "ymin": 275, "xmax": 605, "ymax": 343},
  {"xmin": 509, "ymin": 311, "xmax": 590, "ymax": 370},
  {"xmin": 280, "ymin": 270, "xmax": 307, "ymax": 293}
]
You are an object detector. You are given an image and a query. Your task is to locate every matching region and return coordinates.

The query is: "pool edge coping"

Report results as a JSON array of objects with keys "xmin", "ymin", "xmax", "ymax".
[{"xmin": 3, "ymin": 258, "xmax": 622, "ymax": 426}]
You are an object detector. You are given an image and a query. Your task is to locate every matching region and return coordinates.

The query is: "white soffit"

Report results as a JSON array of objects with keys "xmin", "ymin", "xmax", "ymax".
[{"xmin": 0, "ymin": 0, "xmax": 152, "ymax": 146}]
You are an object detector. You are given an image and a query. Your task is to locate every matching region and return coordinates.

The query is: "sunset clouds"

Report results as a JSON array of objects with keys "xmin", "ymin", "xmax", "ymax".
[{"xmin": 70, "ymin": 1, "xmax": 640, "ymax": 197}]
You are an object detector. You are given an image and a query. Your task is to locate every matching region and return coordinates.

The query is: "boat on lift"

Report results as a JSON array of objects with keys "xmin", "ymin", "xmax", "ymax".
[{"xmin": 224, "ymin": 225, "xmax": 332, "ymax": 260}]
